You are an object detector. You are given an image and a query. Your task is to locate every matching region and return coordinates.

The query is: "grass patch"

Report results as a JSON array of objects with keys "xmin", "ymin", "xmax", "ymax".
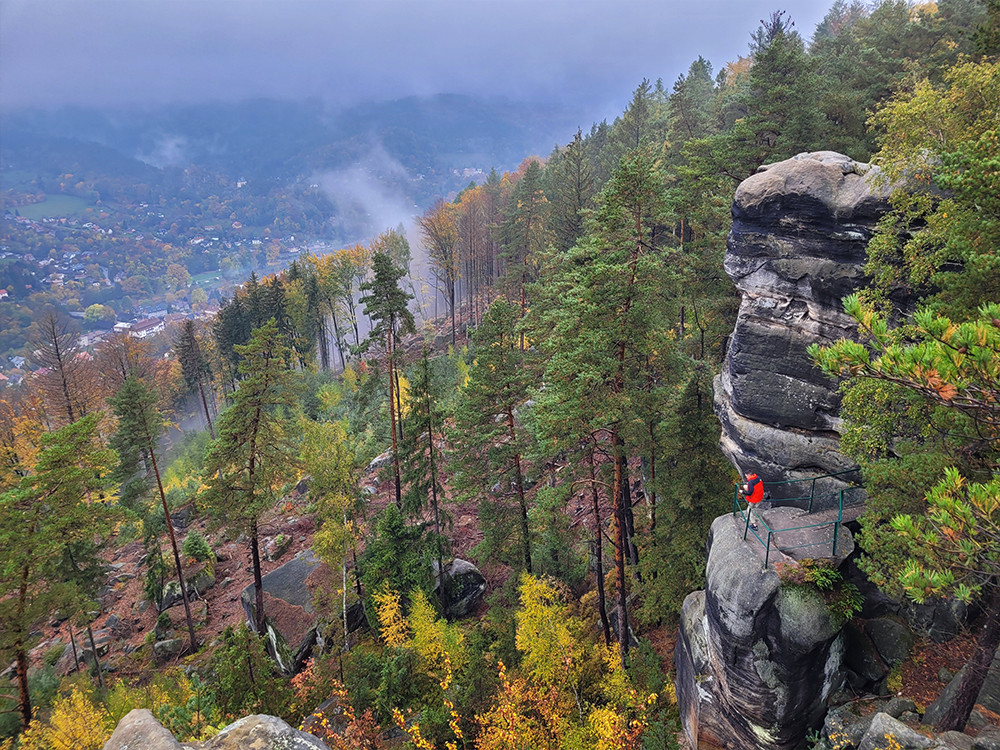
[{"xmin": 17, "ymin": 194, "xmax": 93, "ymax": 219}]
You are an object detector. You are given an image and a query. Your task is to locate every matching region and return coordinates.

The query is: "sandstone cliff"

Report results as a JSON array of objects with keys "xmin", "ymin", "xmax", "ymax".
[{"xmin": 714, "ymin": 151, "xmax": 891, "ymax": 509}]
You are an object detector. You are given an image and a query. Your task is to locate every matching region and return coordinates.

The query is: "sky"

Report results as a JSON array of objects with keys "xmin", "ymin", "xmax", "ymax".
[{"xmin": 2, "ymin": 0, "xmax": 831, "ymax": 120}]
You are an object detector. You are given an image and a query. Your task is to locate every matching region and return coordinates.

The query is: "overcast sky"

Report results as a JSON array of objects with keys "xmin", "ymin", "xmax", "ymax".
[{"xmin": 2, "ymin": 0, "xmax": 831, "ymax": 120}]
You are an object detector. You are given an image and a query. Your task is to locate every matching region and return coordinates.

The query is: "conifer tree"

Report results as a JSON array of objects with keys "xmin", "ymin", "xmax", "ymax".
[
  {"xmin": 359, "ymin": 251, "xmax": 415, "ymax": 508},
  {"xmin": 202, "ymin": 319, "xmax": 301, "ymax": 634},
  {"xmin": 0, "ymin": 414, "xmax": 113, "ymax": 729},
  {"xmin": 530, "ymin": 150, "xmax": 672, "ymax": 666},
  {"xmin": 111, "ymin": 373, "xmax": 198, "ymax": 652},
  {"xmin": 401, "ymin": 347, "xmax": 448, "ymax": 593},
  {"xmin": 174, "ymin": 319, "xmax": 216, "ymax": 439},
  {"xmin": 450, "ymin": 299, "xmax": 534, "ymax": 573}
]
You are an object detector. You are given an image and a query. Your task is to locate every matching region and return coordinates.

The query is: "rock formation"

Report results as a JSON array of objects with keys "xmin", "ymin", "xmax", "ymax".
[
  {"xmin": 241, "ymin": 549, "xmax": 324, "ymax": 674},
  {"xmin": 714, "ymin": 151, "xmax": 891, "ymax": 509},
  {"xmin": 676, "ymin": 515, "xmax": 844, "ymax": 750}
]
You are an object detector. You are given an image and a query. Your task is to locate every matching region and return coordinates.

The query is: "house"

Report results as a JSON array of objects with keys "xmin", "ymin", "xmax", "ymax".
[{"xmin": 131, "ymin": 318, "xmax": 165, "ymax": 339}]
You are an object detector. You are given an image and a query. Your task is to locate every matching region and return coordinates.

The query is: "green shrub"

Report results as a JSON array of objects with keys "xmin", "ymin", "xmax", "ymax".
[{"xmin": 182, "ymin": 530, "xmax": 213, "ymax": 563}]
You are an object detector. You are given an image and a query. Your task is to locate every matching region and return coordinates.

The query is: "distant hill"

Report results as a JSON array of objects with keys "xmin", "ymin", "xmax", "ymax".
[{"xmin": 2, "ymin": 95, "xmax": 582, "ymax": 203}]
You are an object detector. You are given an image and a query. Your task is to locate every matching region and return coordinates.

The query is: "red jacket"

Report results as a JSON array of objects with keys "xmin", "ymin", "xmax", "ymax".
[{"xmin": 744, "ymin": 474, "xmax": 764, "ymax": 504}]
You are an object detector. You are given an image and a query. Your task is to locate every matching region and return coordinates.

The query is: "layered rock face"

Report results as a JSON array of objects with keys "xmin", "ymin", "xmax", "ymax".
[
  {"xmin": 676, "ymin": 515, "xmax": 844, "ymax": 750},
  {"xmin": 714, "ymin": 151, "xmax": 891, "ymax": 508}
]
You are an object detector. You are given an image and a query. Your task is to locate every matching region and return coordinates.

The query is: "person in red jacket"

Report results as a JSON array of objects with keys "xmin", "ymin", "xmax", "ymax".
[{"xmin": 743, "ymin": 472, "xmax": 764, "ymax": 529}]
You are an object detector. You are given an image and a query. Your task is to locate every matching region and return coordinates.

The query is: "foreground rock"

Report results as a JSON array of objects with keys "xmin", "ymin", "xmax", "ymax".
[
  {"xmin": 714, "ymin": 151, "xmax": 892, "ymax": 508},
  {"xmin": 675, "ymin": 514, "xmax": 844, "ymax": 750},
  {"xmin": 103, "ymin": 709, "xmax": 331, "ymax": 749}
]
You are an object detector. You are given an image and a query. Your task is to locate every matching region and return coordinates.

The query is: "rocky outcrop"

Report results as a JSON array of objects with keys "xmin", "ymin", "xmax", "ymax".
[
  {"xmin": 241, "ymin": 550, "xmax": 323, "ymax": 674},
  {"xmin": 102, "ymin": 709, "xmax": 331, "ymax": 749},
  {"xmin": 714, "ymin": 151, "xmax": 891, "ymax": 508},
  {"xmin": 676, "ymin": 515, "xmax": 845, "ymax": 750}
]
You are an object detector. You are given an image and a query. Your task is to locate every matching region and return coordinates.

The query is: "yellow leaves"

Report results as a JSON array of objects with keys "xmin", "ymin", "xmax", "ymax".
[
  {"xmin": 373, "ymin": 584, "xmax": 410, "ymax": 648},
  {"xmin": 16, "ymin": 685, "xmax": 111, "ymax": 750},
  {"xmin": 409, "ymin": 589, "xmax": 467, "ymax": 676}
]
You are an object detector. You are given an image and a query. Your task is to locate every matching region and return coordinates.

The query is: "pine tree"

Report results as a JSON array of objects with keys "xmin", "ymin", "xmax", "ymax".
[
  {"xmin": 0, "ymin": 414, "xmax": 113, "ymax": 729},
  {"xmin": 359, "ymin": 251, "xmax": 415, "ymax": 508},
  {"xmin": 450, "ymin": 299, "xmax": 534, "ymax": 573},
  {"xmin": 530, "ymin": 150, "xmax": 672, "ymax": 667},
  {"xmin": 174, "ymin": 319, "xmax": 216, "ymax": 439},
  {"xmin": 400, "ymin": 347, "xmax": 449, "ymax": 593},
  {"xmin": 202, "ymin": 319, "xmax": 301, "ymax": 634},
  {"xmin": 111, "ymin": 373, "xmax": 198, "ymax": 652}
]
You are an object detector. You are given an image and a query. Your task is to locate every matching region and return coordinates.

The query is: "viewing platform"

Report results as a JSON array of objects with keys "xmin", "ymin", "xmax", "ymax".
[{"xmin": 732, "ymin": 470, "xmax": 865, "ymax": 566}]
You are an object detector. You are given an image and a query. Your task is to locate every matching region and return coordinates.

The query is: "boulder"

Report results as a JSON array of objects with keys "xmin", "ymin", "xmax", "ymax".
[
  {"xmin": 974, "ymin": 728, "xmax": 1000, "ymax": 750},
  {"xmin": 160, "ymin": 562, "xmax": 216, "ymax": 611},
  {"xmin": 883, "ymin": 697, "xmax": 918, "ymax": 720},
  {"xmin": 437, "ymin": 558, "xmax": 487, "ymax": 619},
  {"xmin": 241, "ymin": 550, "xmax": 323, "ymax": 674},
  {"xmin": 103, "ymin": 708, "xmax": 183, "ymax": 750},
  {"xmin": 938, "ymin": 731, "xmax": 975, "ymax": 750},
  {"xmin": 823, "ymin": 703, "xmax": 873, "ymax": 749},
  {"xmin": 844, "ymin": 621, "xmax": 889, "ymax": 683},
  {"xmin": 925, "ymin": 649, "xmax": 1000, "ymax": 727},
  {"xmin": 264, "ymin": 534, "xmax": 292, "ymax": 562},
  {"xmin": 193, "ymin": 714, "xmax": 330, "ymax": 749},
  {"xmin": 366, "ymin": 450, "xmax": 392, "ymax": 474},
  {"xmin": 858, "ymin": 712, "xmax": 934, "ymax": 750},
  {"xmin": 866, "ymin": 617, "xmax": 915, "ymax": 667},
  {"xmin": 103, "ymin": 710, "xmax": 330, "ymax": 750},
  {"xmin": 153, "ymin": 638, "xmax": 185, "ymax": 659},
  {"xmin": 676, "ymin": 514, "xmax": 845, "ymax": 750},
  {"xmin": 714, "ymin": 151, "xmax": 891, "ymax": 509},
  {"xmin": 902, "ymin": 598, "xmax": 967, "ymax": 643}
]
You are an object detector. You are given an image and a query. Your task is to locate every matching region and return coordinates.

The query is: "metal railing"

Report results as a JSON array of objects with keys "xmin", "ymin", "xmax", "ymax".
[{"xmin": 732, "ymin": 472, "xmax": 865, "ymax": 566}]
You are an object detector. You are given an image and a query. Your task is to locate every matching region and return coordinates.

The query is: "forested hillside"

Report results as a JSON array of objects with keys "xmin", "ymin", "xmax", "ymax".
[{"xmin": 2, "ymin": 1, "xmax": 998, "ymax": 748}]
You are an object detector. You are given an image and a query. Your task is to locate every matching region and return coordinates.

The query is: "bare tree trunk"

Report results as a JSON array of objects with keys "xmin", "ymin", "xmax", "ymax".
[
  {"xmin": 590, "ymin": 445, "xmax": 612, "ymax": 647},
  {"xmin": 507, "ymin": 408, "xmax": 532, "ymax": 573},
  {"xmin": 146, "ymin": 423, "xmax": 197, "ymax": 652},
  {"xmin": 387, "ymin": 329, "xmax": 402, "ymax": 508},
  {"xmin": 197, "ymin": 378, "xmax": 215, "ymax": 440}
]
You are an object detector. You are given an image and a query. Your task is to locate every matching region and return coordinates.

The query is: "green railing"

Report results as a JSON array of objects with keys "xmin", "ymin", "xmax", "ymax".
[{"xmin": 731, "ymin": 472, "xmax": 865, "ymax": 566}]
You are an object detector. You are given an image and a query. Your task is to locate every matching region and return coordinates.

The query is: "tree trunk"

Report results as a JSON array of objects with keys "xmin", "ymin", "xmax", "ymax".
[
  {"xmin": 331, "ymin": 307, "xmax": 347, "ymax": 370},
  {"xmin": 147, "ymin": 424, "xmax": 197, "ymax": 652},
  {"xmin": 197, "ymin": 377, "xmax": 215, "ymax": 440},
  {"xmin": 612, "ymin": 429, "xmax": 630, "ymax": 669},
  {"xmin": 86, "ymin": 622, "xmax": 105, "ymax": 690},
  {"xmin": 427, "ymin": 394, "xmax": 444, "ymax": 598},
  {"xmin": 68, "ymin": 622, "xmax": 81, "ymax": 673},
  {"xmin": 590, "ymin": 446, "xmax": 612, "ymax": 648},
  {"xmin": 251, "ymin": 522, "xmax": 266, "ymax": 635},
  {"xmin": 14, "ymin": 646, "xmax": 30, "ymax": 729},
  {"xmin": 387, "ymin": 327, "xmax": 402, "ymax": 508},
  {"xmin": 936, "ymin": 586, "xmax": 1000, "ymax": 732},
  {"xmin": 507, "ymin": 408, "xmax": 532, "ymax": 573}
]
